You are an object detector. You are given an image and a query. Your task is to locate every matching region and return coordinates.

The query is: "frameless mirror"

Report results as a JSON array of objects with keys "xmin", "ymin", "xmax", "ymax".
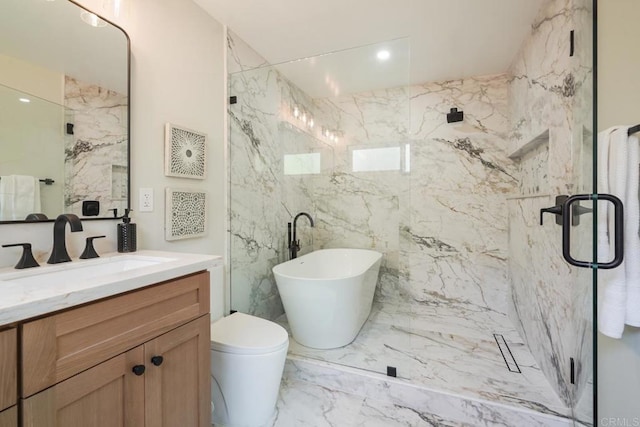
[{"xmin": 0, "ymin": 0, "xmax": 129, "ymax": 222}]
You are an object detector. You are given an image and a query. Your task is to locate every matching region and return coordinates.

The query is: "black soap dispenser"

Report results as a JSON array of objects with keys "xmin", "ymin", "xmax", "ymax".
[{"xmin": 117, "ymin": 209, "xmax": 137, "ymax": 253}]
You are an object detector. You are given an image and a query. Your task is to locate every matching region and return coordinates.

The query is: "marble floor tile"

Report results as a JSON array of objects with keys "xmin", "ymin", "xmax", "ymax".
[
  {"xmin": 272, "ymin": 378, "xmax": 468, "ymax": 427},
  {"xmin": 275, "ymin": 302, "xmax": 570, "ymax": 419},
  {"xmin": 272, "ymin": 378, "xmax": 364, "ymax": 427}
]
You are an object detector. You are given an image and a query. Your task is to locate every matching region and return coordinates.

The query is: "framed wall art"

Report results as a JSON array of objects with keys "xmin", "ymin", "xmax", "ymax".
[
  {"xmin": 165, "ymin": 187, "xmax": 207, "ymax": 240},
  {"xmin": 165, "ymin": 123, "xmax": 207, "ymax": 179}
]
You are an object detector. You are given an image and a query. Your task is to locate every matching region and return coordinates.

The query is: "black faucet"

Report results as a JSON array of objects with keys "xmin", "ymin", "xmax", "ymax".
[
  {"xmin": 47, "ymin": 214, "xmax": 83, "ymax": 264},
  {"xmin": 288, "ymin": 212, "xmax": 314, "ymax": 260}
]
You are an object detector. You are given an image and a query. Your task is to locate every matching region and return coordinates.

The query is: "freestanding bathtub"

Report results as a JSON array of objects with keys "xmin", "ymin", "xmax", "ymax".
[{"xmin": 272, "ymin": 248, "xmax": 382, "ymax": 349}]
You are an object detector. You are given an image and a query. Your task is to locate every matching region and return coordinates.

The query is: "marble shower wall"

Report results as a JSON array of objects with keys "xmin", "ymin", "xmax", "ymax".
[
  {"xmin": 405, "ymin": 76, "xmax": 516, "ymax": 314},
  {"xmin": 307, "ymin": 87, "xmax": 410, "ymax": 304},
  {"xmin": 64, "ymin": 76, "xmax": 128, "ymax": 216},
  {"xmin": 507, "ymin": 0, "xmax": 594, "ymax": 414},
  {"xmin": 228, "ymin": 30, "xmax": 518, "ymax": 321},
  {"xmin": 310, "ymin": 75, "xmax": 517, "ymax": 315},
  {"xmin": 228, "ymin": 32, "xmax": 319, "ymax": 319}
]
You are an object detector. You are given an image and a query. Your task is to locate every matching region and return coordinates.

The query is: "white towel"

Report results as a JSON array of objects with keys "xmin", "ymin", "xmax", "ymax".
[
  {"xmin": 0, "ymin": 175, "xmax": 41, "ymax": 221},
  {"xmin": 598, "ymin": 127, "xmax": 627, "ymax": 338},
  {"xmin": 598, "ymin": 127, "xmax": 640, "ymax": 338},
  {"xmin": 625, "ymin": 134, "xmax": 640, "ymax": 326},
  {"xmin": 597, "ymin": 127, "xmax": 617, "ymax": 263}
]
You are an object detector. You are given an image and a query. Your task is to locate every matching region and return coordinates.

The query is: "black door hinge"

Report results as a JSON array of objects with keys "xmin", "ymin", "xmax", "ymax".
[
  {"xmin": 570, "ymin": 357, "xmax": 575, "ymax": 384},
  {"xmin": 569, "ymin": 30, "xmax": 575, "ymax": 57}
]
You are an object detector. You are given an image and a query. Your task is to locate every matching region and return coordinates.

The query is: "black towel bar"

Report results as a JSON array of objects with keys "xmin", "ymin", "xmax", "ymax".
[{"xmin": 0, "ymin": 177, "xmax": 54, "ymax": 185}]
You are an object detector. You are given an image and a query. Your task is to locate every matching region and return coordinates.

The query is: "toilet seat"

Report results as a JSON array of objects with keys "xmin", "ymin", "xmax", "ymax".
[{"xmin": 211, "ymin": 312, "xmax": 289, "ymax": 355}]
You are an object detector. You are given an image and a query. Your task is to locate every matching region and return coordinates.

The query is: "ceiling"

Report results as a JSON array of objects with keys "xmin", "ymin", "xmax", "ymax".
[
  {"xmin": 195, "ymin": 0, "xmax": 546, "ymax": 96},
  {"xmin": 0, "ymin": 0, "xmax": 128, "ymax": 94}
]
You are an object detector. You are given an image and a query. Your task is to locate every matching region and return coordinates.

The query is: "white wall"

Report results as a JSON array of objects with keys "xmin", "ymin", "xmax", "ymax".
[
  {"xmin": 597, "ymin": 0, "xmax": 640, "ymax": 422},
  {"xmin": 76, "ymin": 0, "xmax": 226, "ymax": 256},
  {"xmin": 0, "ymin": 0, "xmax": 227, "ymax": 318},
  {"xmin": 0, "ymin": 54, "xmax": 64, "ymax": 104}
]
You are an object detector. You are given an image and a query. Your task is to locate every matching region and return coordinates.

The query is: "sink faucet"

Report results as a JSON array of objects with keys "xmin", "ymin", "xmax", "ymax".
[
  {"xmin": 47, "ymin": 214, "xmax": 83, "ymax": 264},
  {"xmin": 288, "ymin": 212, "xmax": 314, "ymax": 260}
]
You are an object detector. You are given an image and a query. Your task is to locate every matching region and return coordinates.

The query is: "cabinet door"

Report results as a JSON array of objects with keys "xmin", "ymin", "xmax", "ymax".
[
  {"xmin": 23, "ymin": 346, "xmax": 145, "ymax": 427},
  {"xmin": 145, "ymin": 315, "xmax": 210, "ymax": 427},
  {"xmin": 0, "ymin": 329, "xmax": 17, "ymax": 412},
  {"xmin": 0, "ymin": 406, "xmax": 17, "ymax": 427},
  {"xmin": 22, "ymin": 271, "xmax": 210, "ymax": 397}
]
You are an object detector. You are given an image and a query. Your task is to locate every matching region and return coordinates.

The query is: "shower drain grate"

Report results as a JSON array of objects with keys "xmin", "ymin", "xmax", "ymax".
[{"xmin": 493, "ymin": 334, "xmax": 521, "ymax": 373}]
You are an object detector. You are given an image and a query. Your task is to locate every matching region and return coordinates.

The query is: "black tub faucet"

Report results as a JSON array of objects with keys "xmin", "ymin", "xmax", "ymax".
[
  {"xmin": 288, "ymin": 212, "xmax": 314, "ymax": 260},
  {"xmin": 48, "ymin": 214, "xmax": 83, "ymax": 264}
]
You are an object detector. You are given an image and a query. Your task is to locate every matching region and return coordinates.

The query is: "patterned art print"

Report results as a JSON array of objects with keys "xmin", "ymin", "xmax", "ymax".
[
  {"xmin": 165, "ymin": 123, "xmax": 207, "ymax": 179},
  {"xmin": 165, "ymin": 188, "xmax": 207, "ymax": 240}
]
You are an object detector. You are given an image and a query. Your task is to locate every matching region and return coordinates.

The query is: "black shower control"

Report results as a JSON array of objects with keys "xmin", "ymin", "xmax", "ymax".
[
  {"xmin": 82, "ymin": 200, "xmax": 100, "ymax": 216},
  {"xmin": 540, "ymin": 195, "xmax": 568, "ymax": 226},
  {"xmin": 571, "ymin": 202, "xmax": 592, "ymax": 226}
]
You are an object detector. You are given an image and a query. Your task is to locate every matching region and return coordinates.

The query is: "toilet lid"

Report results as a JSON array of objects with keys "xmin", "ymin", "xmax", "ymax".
[{"xmin": 211, "ymin": 312, "xmax": 289, "ymax": 355}]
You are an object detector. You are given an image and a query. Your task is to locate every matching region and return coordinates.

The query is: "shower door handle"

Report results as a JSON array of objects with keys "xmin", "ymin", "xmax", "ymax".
[{"xmin": 561, "ymin": 194, "xmax": 624, "ymax": 269}]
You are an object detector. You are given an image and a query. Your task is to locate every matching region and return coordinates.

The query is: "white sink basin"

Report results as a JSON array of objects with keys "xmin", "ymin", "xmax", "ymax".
[
  {"xmin": 0, "ymin": 250, "xmax": 221, "ymax": 326},
  {"xmin": 0, "ymin": 255, "xmax": 175, "ymax": 288}
]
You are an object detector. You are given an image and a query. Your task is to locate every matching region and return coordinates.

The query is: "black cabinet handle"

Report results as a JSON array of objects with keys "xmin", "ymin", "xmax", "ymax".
[
  {"xmin": 132, "ymin": 365, "xmax": 146, "ymax": 376},
  {"xmin": 151, "ymin": 355, "xmax": 164, "ymax": 366},
  {"xmin": 562, "ymin": 194, "xmax": 624, "ymax": 269}
]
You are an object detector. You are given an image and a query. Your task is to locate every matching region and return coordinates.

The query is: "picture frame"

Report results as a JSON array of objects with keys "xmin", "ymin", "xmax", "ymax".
[
  {"xmin": 164, "ymin": 123, "xmax": 207, "ymax": 179},
  {"xmin": 165, "ymin": 187, "xmax": 207, "ymax": 240}
]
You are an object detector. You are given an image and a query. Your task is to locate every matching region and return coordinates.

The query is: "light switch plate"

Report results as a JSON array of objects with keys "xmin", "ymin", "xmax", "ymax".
[{"xmin": 139, "ymin": 188, "xmax": 153, "ymax": 212}]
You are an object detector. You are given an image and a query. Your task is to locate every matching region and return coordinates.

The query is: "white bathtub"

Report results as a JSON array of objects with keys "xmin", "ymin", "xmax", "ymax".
[{"xmin": 272, "ymin": 248, "xmax": 382, "ymax": 349}]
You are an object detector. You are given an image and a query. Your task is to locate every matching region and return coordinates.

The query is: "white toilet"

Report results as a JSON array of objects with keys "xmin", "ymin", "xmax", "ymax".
[{"xmin": 210, "ymin": 312, "xmax": 289, "ymax": 427}]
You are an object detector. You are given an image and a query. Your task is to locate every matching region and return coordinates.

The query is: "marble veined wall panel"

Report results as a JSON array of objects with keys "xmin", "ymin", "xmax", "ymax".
[
  {"xmin": 309, "ymin": 76, "xmax": 516, "ymax": 312},
  {"xmin": 229, "ymin": 64, "xmax": 314, "ymax": 319},
  {"xmin": 309, "ymin": 87, "xmax": 410, "ymax": 303},
  {"xmin": 407, "ymin": 75, "xmax": 517, "ymax": 315},
  {"xmin": 228, "ymin": 32, "xmax": 321, "ymax": 319},
  {"xmin": 507, "ymin": 0, "xmax": 594, "ymax": 411},
  {"xmin": 64, "ymin": 76, "xmax": 128, "ymax": 217},
  {"xmin": 229, "ymin": 30, "xmax": 518, "ymax": 320}
]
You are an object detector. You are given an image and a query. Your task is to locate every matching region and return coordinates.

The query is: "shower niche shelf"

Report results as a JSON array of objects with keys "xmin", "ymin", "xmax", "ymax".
[
  {"xmin": 508, "ymin": 129, "xmax": 549, "ymax": 160},
  {"xmin": 509, "ymin": 129, "xmax": 549, "ymax": 198}
]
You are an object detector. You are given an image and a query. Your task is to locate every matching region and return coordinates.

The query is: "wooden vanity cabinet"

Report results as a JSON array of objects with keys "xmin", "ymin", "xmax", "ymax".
[
  {"xmin": 144, "ymin": 315, "xmax": 210, "ymax": 426},
  {"xmin": 18, "ymin": 271, "xmax": 211, "ymax": 427},
  {"xmin": 0, "ymin": 328, "xmax": 17, "ymax": 413},
  {"xmin": 22, "ymin": 347, "xmax": 145, "ymax": 427},
  {"xmin": 0, "ymin": 407, "xmax": 17, "ymax": 427},
  {"xmin": 0, "ymin": 328, "xmax": 17, "ymax": 427}
]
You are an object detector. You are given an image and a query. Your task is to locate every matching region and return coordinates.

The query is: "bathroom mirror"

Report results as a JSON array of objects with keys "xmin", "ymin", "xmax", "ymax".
[{"xmin": 0, "ymin": 0, "xmax": 130, "ymax": 223}]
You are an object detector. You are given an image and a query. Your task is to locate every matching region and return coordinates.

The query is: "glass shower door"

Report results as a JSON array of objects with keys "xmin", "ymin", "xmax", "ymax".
[
  {"xmin": 228, "ymin": 37, "xmax": 413, "ymax": 379},
  {"xmin": 227, "ymin": 1, "xmax": 603, "ymax": 423}
]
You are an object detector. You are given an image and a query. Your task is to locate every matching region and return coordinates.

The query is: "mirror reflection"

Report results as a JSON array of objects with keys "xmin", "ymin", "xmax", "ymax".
[{"xmin": 0, "ymin": 0, "xmax": 129, "ymax": 222}]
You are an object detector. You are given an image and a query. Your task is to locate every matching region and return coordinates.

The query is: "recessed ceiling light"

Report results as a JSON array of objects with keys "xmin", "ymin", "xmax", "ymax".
[
  {"xmin": 376, "ymin": 50, "xmax": 391, "ymax": 61},
  {"xmin": 19, "ymin": 98, "xmax": 30, "ymax": 103}
]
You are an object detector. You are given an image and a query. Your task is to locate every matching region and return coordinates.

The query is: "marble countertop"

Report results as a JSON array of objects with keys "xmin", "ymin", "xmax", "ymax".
[{"xmin": 0, "ymin": 250, "xmax": 222, "ymax": 326}]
